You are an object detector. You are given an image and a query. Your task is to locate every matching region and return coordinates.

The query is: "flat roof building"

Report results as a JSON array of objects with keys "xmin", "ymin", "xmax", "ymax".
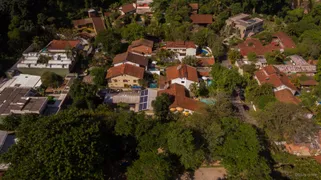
[
  {"xmin": 0, "ymin": 74, "xmax": 42, "ymax": 92},
  {"xmin": 0, "ymin": 87, "xmax": 47, "ymax": 116},
  {"xmin": 226, "ymin": 13, "xmax": 264, "ymax": 38}
]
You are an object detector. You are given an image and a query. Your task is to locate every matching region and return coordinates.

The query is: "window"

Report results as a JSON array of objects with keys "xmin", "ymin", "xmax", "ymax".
[
  {"xmin": 181, "ymin": 81, "xmax": 185, "ymax": 83},
  {"xmin": 123, "ymin": 79, "xmax": 128, "ymax": 82},
  {"xmin": 113, "ymin": 79, "xmax": 118, "ymax": 82},
  {"xmin": 133, "ymin": 80, "xmax": 137, "ymax": 83}
]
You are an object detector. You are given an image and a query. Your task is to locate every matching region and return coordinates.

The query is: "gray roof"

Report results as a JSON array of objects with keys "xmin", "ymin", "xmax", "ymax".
[{"xmin": 0, "ymin": 87, "xmax": 47, "ymax": 116}]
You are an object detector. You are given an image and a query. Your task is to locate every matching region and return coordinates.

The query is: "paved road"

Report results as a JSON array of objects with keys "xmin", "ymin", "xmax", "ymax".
[{"xmin": 232, "ymin": 96, "xmax": 258, "ymax": 126}]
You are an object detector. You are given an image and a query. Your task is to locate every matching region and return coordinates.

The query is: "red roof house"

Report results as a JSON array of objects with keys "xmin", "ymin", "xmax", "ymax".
[
  {"xmin": 254, "ymin": 65, "xmax": 297, "ymax": 94},
  {"xmin": 190, "ymin": 14, "xmax": 213, "ymax": 25},
  {"xmin": 158, "ymin": 83, "xmax": 204, "ymax": 112}
]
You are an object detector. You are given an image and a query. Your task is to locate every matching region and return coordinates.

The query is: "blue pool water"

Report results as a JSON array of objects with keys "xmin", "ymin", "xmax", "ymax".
[
  {"xmin": 201, "ymin": 49, "xmax": 209, "ymax": 55},
  {"xmin": 149, "ymin": 83, "xmax": 157, "ymax": 88},
  {"xmin": 200, "ymin": 98, "xmax": 216, "ymax": 105}
]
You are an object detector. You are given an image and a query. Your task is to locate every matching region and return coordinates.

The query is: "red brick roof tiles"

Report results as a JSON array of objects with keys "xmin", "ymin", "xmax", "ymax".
[
  {"xmin": 237, "ymin": 32, "xmax": 296, "ymax": 56},
  {"xmin": 189, "ymin": 3, "xmax": 199, "ymax": 10},
  {"xmin": 190, "ymin": 14, "xmax": 213, "ymax": 24},
  {"xmin": 158, "ymin": 83, "xmax": 204, "ymax": 111},
  {"xmin": 196, "ymin": 58, "xmax": 215, "ymax": 67},
  {"xmin": 274, "ymin": 89, "xmax": 301, "ymax": 105},
  {"xmin": 255, "ymin": 66, "xmax": 297, "ymax": 92},
  {"xmin": 106, "ymin": 64, "xmax": 144, "ymax": 79},
  {"xmin": 47, "ymin": 40, "xmax": 80, "ymax": 50},
  {"xmin": 166, "ymin": 64, "xmax": 199, "ymax": 82},
  {"xmin": 113, "ymin": 52, "xmax": 148, "ymax": 67},
  {"xmin": 120, "ymin": 3, "xmax": 136, "ymax": 13}
]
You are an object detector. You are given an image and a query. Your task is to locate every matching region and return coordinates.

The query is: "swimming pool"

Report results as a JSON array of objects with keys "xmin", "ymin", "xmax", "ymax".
[
  {"xmin": 201, "ymin": 49, "xmax": 209, "ymax": 55},
  {"xmin": 200, "ymin": 98, "xmax": 216, "ymax": 105}
]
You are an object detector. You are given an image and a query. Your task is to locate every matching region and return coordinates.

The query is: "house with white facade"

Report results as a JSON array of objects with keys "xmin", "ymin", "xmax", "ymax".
[
  {"xmin": 136, "ymin": 0, "xmax": 153, "ymax": 14},
  {"xmin": 254, "ymin": 65, "xmax": 297, "ymax": 95},
  {"xmin": 165, "ymin": 41, "xmax": 197, "ymax": 61},
  {"xmin": 17, "ymin": 40, "xmax": 84, "ymax": 75},
  {"xmin": 165, "ymin": 64, "xmax": 199, "ymax": 90}
]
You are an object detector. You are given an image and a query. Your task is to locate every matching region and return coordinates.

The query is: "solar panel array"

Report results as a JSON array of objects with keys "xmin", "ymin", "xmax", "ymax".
[{"xmin": 139, "ymin": 90, "xmax": 148, "ymax": 111}]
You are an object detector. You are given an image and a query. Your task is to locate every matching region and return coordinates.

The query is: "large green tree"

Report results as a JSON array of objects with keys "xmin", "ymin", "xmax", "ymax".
[
  {"xmin": 126, "ymin": 152, "xmax": 172, "ymax": 180},
  {"xmin": 95, "ymin": 29, "xmax": 122, "ymax": 57},
  {"xmin": 1, "ymin": 108, "xmax": 119, "ymax": 180}
]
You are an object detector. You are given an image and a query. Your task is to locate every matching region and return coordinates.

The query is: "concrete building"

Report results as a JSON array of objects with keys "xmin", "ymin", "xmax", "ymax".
[
  {"xmin": 136, "ymin": 0, "xmax": 153, "ymax": 14},
  {"xmin": 165, "ymin": 64, "xmax": 199, "ymax": 91},
  {"xmin": 0, "ymin": 74, "xmax": 42, "ymax": 92},
  {"xmin": 274, "ymin": 55, "xmax": 317, "ymax": 76},
  {"xmin": 17, "ymin": 40, "xmax": 84, "ymax": 76},
  {"xmin": 106, "ymin": 64, "xmax": 145, "ymax": 89},
  {"xmin": 226, "ymin": 13, "xmax": 264, "ymax": 39},
  {"xmin": 0, "ymin": 87, "xmax": 47, "ymax": 116},
  {"xmin": 104, "ymin": 88, "xmax": 157, "ymax": 112},
  {"xmin": 165, "ymin": 41, "xmax": 197, "ymax": 61}
]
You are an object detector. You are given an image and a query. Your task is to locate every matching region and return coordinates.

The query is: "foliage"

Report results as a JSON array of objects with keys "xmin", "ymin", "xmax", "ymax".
[
  {"xmin": 90, "ymin": 67, "xmax": 106, "ymax": 86},
  {"xmin": 166, "ymin": 123, "xmax": 204, "ymax": 170},
  {"xmin": 247, "ymin": 52, "xmax": 257, "ymax": 62},
  {"xmin": 210, "ymin": 64, "xmax": 245, "ymax": 95},
  {"xmin": 182, "ymin": 56, "xmax": 198, "ymax": 67},
  {"xmin": 242, "ymin": 64, "xmax": 256, "ymax": 75},
  {"xmin": 191, "ymin": 28, "xmax": 210, "ymax": 47},
  {"xmin": 127, "ymin": 152, "xmax": 172, "ymax": 180},
  {"xmin": 155, "ymin": 49, "xmax": 176, "ymax": 62},
  {"xmin": 121, "ymin": 23, "xmax": 146, "ymax": 42},
  {"xmin": 95, "ymin": 29, "xmax": 122, "ymax": 57},
  {"xmin": 257, "ymin": 101, "xmax": 317, "ymax": 142},
  {"xmin": 218, "ymin": 118, "xmax": 271, "ymax": 179},
  {"xmin": 151, "ymin": 93, "xmax": 173, "ymax": 121},
  {"xmin": 41, "ymin": 71, "xmax": 63, "ymax": 88},
  {"xmin": 264, "ymin": 51, "xmax": 284, "ymax": 64},
  {"xmin": 1, "ymin": 108, "xmax": 118, "ymax": 180},
  {"xmin": 273, "ymin": 153, "xmax": 321, "ymax": 179},
  {"xmin": 245, "ymin": 82, "xmax": 275, "ymax": 109},
  {"xmin": 315, "ymin": 59, "xmax": 321, "ymax": 82},
  {"xmin": 228, "ymin": 50, "xmax": 242, "ymax": 64},
  {"xmin": 69, "ymin": 79, "xmax": 100, "ymax": 109}
]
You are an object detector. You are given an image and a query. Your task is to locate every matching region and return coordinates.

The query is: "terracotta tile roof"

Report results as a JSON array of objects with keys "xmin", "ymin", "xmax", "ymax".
[
  {"xmin": 106, "ymin": 64, "xmax": 144, "ymax": 79},
  {"xmin": 237, "ymin": 32, "xmax": 296, "ymax": 56},
  {"xmin": 112, "ymin": 52, "xmax": 148, "ymax": 67},
  {"xmin": 299, "ymin": 79, "xmax": 318, "ymax": 86},
  {"xmin": 197, "ymin": 57, "xmax": 215, "ymax": 67},
  {"xmin": 189, "ymin": 3, "xmax": 199, "ymax": 10},
  {"xmin": 47, "ymin": 40, "xmax": 80, "ymax": 50},
  {"xmin": 274, "ymin": 89, "xmax": 301, "ymax": 104},
  {"xmin": 166, "ymin": 64, "xmax": 199, "ymax": 82},
  {"xmin": 104, "ymin": 12, "xmax": 111, "ymax": 17},
  {"xmin": 158, "ymin": 83, "xmax": 204, "ymax": 111},
  {"xmin": 127, "ymin": 39, "xmax": 154, "ymax": 54},
  {"xmin": 254, "ymin": 66, "xmax": 297, "ymax": 92},
  {"xmin": 166, "ymin": 41, "xmax": 196, "ymax": 49},
  {"xmin": 190, "ymin": 14, "xmax": 213, "ymax": 24},
  {"xmin": 73, "ymin": 17, "xmax": 106, "ymax": 33},
  {"xmin": 130, "ymin": 39, "xmax": 154, "ymax": 48},
  {"xmin": 274, "ymin": 32, "xmax": 296, "ymax": 49},
  {"xmin": 120, "ymin": 3, "xmax": 136, "ymax": 13},
  {"xmin": 73, "ymin": 18, "xmax": 93, "ymax": 27},
  {"xmin": 91, "ymin": 17, "xmax": 106, "ymax": 32}
]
